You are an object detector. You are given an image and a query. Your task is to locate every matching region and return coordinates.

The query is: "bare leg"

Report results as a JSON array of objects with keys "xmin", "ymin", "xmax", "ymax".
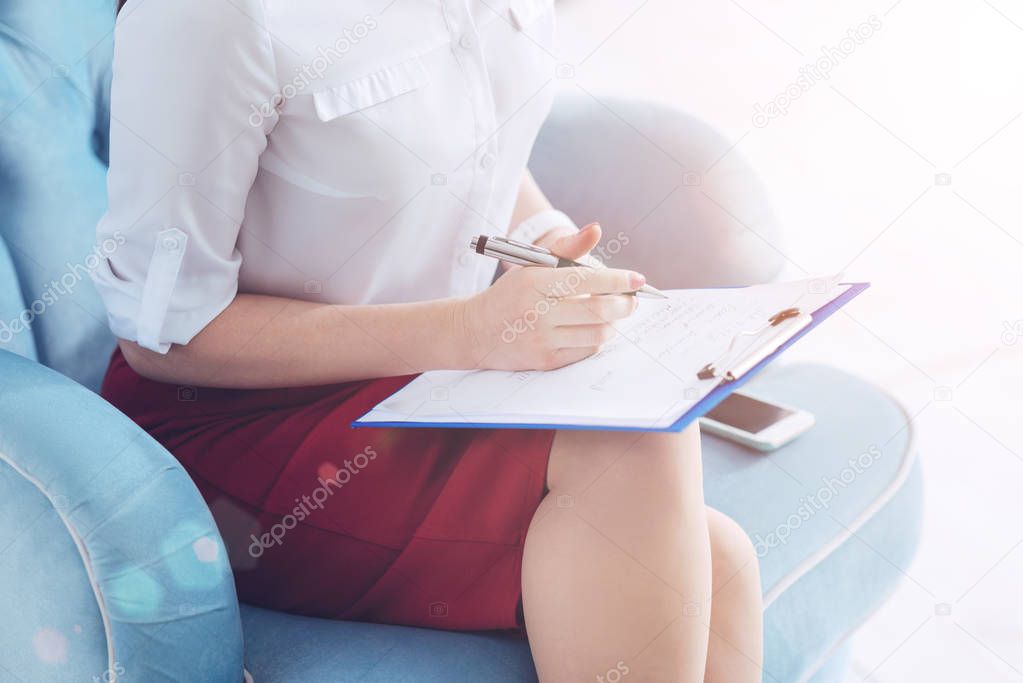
[
  {"xmin": 704, "ymin": 508, "xmax": 764, "ymax": 683},
  {"xmin": 522, "ymin": 425, "xmax": 711, "ymax": 682}
]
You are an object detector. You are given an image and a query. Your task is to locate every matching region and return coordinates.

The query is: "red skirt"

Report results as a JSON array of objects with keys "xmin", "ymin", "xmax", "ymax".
[{"xmin": 100, "ymin": 349, "xmax": 555, "ymax": 633}]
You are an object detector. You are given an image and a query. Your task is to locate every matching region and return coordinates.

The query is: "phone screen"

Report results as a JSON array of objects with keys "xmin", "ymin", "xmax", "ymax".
[{"xmin": 705, "ymin": 393, "xmax": 794, "ymax": 434}]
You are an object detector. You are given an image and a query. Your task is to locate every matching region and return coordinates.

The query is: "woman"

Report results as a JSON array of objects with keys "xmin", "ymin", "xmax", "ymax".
[{"xmin": 95, "ymin": 0, "xmax": 763, "ymax": 680}]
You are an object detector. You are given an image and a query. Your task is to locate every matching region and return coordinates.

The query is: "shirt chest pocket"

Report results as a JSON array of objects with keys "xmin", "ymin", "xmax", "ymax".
[
  {"xmin": 310, "ymin": 57, "xmax": 429, "ymax": 122},
  {"xmin": 270, "ymin": 54, "xmax": 448, "ymax": 200},
  {"xmin": 300, "ymin": 0, "xmax": 553, "ymax": 125},
  {"xmin": 266, "ymin": 1, "xmax": 555, "ymax": 198}
]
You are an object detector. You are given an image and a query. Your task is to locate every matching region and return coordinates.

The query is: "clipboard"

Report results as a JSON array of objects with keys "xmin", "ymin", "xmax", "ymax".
[
  {"xmin": 661, "ymin": 281, "xmax": 868, "ymax": 433},
  {"xmin": 353, "ymin": 282, "xmax": 869, "ymax": 432}
]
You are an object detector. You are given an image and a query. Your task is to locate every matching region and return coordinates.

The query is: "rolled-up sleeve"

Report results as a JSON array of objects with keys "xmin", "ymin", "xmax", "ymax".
[{"xmin": 92, "ymin": 0, "xmax": 279, "ymax": 353}]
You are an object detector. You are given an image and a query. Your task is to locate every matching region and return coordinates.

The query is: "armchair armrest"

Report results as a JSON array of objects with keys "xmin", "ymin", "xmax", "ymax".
[
  {"xmin": 0, "ymin": 350, "xmax": 243, "ymax": 682},
  {"xmin": 531, "ymin": 93, "xmax": 786, "ymax": 288}
]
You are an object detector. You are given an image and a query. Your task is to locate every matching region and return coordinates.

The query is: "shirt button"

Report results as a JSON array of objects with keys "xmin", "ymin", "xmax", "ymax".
[
  {"xmin": 459, "ymin": 34, "xmax": 475, "ymax": 50},
  {"xmin": 458, "ymin": 252, "xmax": 474, "ymax": 267},
  {"xmin": 479, "ymin": 153, "xmax": 496, "ymax": 171},
  {"xmin": 162, "ymin": 236, "xmax": 181, "ymax": 252}
]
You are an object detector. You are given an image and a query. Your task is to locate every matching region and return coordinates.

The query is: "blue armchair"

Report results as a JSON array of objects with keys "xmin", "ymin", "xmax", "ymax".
[{"xmin": 0, "ymin": 1, "xmax": 922, "ymax": 681}]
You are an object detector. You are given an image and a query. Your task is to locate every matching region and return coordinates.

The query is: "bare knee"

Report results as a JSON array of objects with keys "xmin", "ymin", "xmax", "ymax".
[
  {"xmin": 547, "ymin": 425, "xmax": 704, "ymax": 509},
  {"xmin": 536, "ymin": 425, "xmax": 711, "ymax": 606},
  {"xmin": 707, "ymin": 509, "xmax": 760, "ymax": 593}
]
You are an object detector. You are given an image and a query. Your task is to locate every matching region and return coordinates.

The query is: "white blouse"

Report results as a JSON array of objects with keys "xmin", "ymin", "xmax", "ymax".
[{"xmin": 93, "ymin": 0, "xmax": 558, "ymax": 353}]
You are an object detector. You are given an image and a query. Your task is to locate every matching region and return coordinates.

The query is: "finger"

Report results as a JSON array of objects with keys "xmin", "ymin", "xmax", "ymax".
[
  {"xmin": 533, "ymin": 266, "xmax": 645, "ymax": 296},
  {"xmin": 549, "ymin": 222, "xmax": 601, "ymax": 260},
  {"xmin": 554, "ymin": 323, "xmax": 619, "ymax": 348},
  {"xmin": 552, "ymin": 295, "xmax": 638, "ymax": 325}
]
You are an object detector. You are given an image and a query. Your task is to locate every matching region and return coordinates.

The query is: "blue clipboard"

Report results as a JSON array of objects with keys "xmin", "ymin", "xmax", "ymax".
[{"xmin": 353, "ymin": 282, "xmax": 869, "ymax": 432}]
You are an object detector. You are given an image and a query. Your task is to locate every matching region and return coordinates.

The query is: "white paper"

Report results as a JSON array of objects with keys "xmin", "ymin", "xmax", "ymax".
[{"xmin": 359, "ymin": 277, "xmax": 851, "ymax": 430}]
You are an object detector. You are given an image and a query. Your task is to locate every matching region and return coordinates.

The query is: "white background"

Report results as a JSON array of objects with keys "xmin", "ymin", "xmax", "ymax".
[{"xmin": 558, "ymin": 0, "xmax": 1023, "ymax": 680}]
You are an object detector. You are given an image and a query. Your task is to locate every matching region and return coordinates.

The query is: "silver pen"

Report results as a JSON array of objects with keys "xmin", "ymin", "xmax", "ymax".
[{"xmin": 469, "ymin": 235, "xmax": 669, "ymax": 299}]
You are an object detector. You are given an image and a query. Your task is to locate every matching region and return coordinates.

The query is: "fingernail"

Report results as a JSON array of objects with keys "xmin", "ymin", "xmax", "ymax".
[
  {"xmin": 629, "ymin": 272, "xmax": 646, "ymax": 289},
  {"xmin": 583, "ymin": 222, "xmax": 600, "ymax": 231}
]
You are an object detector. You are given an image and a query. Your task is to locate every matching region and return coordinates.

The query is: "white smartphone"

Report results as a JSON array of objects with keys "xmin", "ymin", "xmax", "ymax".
[{"xmin": 699, "ymin": 391, "xmax": 815, "ymax": 452}]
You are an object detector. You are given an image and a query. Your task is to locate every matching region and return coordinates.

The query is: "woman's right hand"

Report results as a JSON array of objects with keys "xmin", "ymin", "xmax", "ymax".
[{"xmin": 459, "ymin": 266, "xmax": 647, "ymax": 371}]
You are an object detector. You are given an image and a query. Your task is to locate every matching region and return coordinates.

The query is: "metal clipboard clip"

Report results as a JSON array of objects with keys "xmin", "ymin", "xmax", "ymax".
[{"xmin": 697, "ymin": 307, "xmax": 813, "ymax": 382}]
